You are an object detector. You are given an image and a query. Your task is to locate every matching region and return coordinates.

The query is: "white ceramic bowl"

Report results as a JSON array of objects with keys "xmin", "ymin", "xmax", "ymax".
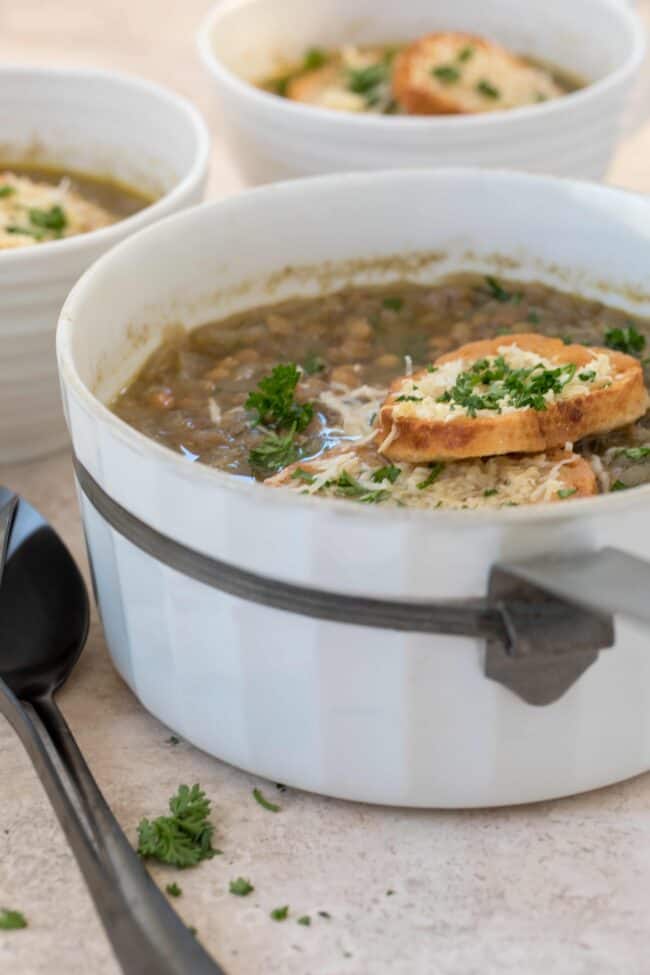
[
  {"xmin": 59, "ymin": 169, "xmax": 650, "ymax": 808},
  {"xmin": 0, "ymin": 66, "xmax": 210, "ymax": 464},
  {"xmin": 198, "ymin": 0, "xmax": 646, "ymax": 186}
]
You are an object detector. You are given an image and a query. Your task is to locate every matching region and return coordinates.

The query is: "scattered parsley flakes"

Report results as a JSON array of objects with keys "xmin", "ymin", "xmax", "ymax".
[
  {"xmin": 436, "ymin": 355, "xmax": 577, "ymax": 416},
  {"xmin": 347, "ymin": 61, "xmax": 390, "ymax": 100},
  {"xmin": 29, "ymin": 204, "xmax": 67, "ymax": 233},
  {"xmin": 527, "ymin": 310, "xmax": 541, "ymax": 324},
  {"xmin": 6, "ymin": 225, "xmax": 42, "ymax": 239},
  {"xmin": 611, "ymin": 480, "xmax": 629, "ymax": 492},
  {"xmin": 302, "ymin": 353, "xmax": 326, "ymax": 375},
  {"xmin": 557, "ymin": 487, "xmax": 577, "ymax": 499},
  {"xmin": 166, "ymin": 882, "xmax": 182, "ymax": 897},
  {"xmin": 253, "ymin": 787, "xmax": 281, "ymax": 812},
  {"xmin": 484, "ymin": 276, "xmax": 520, "ymax": 303},
  {"xmin": 324, "ymin": 470, "xmax": 388, "ymax": 504},
  {"xmin": 230, "ymin": 877, "xmax": 254, "ymax": 897},
  {"xmin": 578, "ymin": 370, "xmax": 596, "ymax": 382},
  {"xmin": 476, "ymin": 79, "xmax": 500, "ymax": 99},
  {"xmin": 417, "ymin": 462, "xmax": 444, "ymax": 490},
  {"xmin": 0, "ymin": 185, "xmax": 15, "ymax": 197},
  {"xmin": 458, "ymin": 46, "xmax": 474, "ymax": 62},
  {"xmin": 382, "ymin": 296, "xmax": 404, "ymax": 312},
  {"xmin": 270, "ymin": 906, "xmax": 289, "ymax": 921},
  {"xmin": 604, "ymin": 324, "xmax": 646, "ymax": 356},
  {"xmin": 0, "ymin": 909, "xmax": 27, "ymax": 930},
  {"xmin": 619, "ymin": 446, "xmax": 650, "ymax": 461},
  {"xmin": 395, "ymin": 394, "xmax": 423, "ymax": 403},
  {"xmin": 297, "ymin": 915, "xmax": 311, "ymax": 926},
  {"xmin": 137, "ymin": 784, "xmax": 217, "ymax": 869},
  {"xmin": 291, "ymin": 467, "xmax": 315, "ymax": 484},
  {"xmin": 303, "ymin": 47, "xmax": 327, "ymax": 71},
  {"xmin": 432, "ymin": 64, "xmax": 461, "ymax": 84},
  {"xmin": 371, "ymin": 465, "xmax": 401, "ymax": 484},
  {"xmin": 483, "ymin": 488, "xmax": 498, "ymax": 497},
  {"xmin": 167, "ymin": 735, "xmax": 180, "ymax": 745}
]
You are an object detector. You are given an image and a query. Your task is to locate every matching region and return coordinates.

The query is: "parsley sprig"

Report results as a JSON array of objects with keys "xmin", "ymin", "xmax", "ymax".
[
  {"xmin": 0, "ymin": 909, "xmax": 27, "ymax": 930},
  {"xmin": 324, "ymin": 470, "xmax": 388, "ymax": 504},
  {"xmin": 137, "ymin": 784, "xmax": 218, "ymax": 868},
  {"xmin": 604, "ymin": 324, "xmax": 646, "ymax": 357},
  {"xmin": 246, "ymin": 364, "xmax": 314, "ymax": 473}
]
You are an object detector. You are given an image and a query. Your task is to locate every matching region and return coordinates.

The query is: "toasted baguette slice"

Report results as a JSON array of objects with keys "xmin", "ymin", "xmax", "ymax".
[
  {"xmin": 287, "ymin": 64, "xmax": 367, "ymax": 112},
  {"xmin": 378, "ymin": 334, "xmax": 649, "ymax": 463},
  {"xmin": 266, "ymin": 444, "xmax": 597, "ymax": 509},
  {"xmin": 392, "ymin": 32, "xmax": 563, "ymax": 115}
]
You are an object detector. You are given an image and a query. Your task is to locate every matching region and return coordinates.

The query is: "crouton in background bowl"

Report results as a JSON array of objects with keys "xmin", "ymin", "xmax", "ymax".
[{"xmin": 198, "ymin": 0, "xmax": 645, "ymax": 185}]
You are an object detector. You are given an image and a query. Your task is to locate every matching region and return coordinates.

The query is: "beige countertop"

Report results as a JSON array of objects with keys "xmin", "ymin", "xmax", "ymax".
[{"xmin": 2, "ymin": 3, "xmax": 650, "ymax": 973}]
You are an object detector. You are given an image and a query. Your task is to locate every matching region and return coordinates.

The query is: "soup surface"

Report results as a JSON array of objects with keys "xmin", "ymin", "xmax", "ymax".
[
  {"xmin": 259, "ymin": 33, "xmax": 583, "ymax": 116},
  {"xmin": 112, "ymin": 275, "xmax": 650, "ymax": 509},
  {"xmin": 0, "ymin": 164, "xmax": 152, "ymax": 249}
]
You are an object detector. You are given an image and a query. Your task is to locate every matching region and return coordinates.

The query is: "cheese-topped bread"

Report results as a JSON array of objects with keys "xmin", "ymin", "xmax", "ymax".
[
  {"xmin": 267, "ymin": 444, "xmax": 597, "ymax": 510},
  {"xmin": 392, "ymin": 32, "xmax": 563, "ymax": 115},
  {"xmin": 377, "ymin": 334, "xmax": 649, "ymax": 463}
]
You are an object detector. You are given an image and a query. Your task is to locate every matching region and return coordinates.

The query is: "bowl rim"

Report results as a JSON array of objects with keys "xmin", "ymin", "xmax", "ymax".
[
  {"xmin": 197, "ymin": 0, "xmax": 646, "ymax": 132},
  {"xmin": 0, "ymin": 63, "xmax": 211, "ymax": 267},
  {"xmin": 58, "ymin": 167, "xmax": 650, "ymax": 529}
]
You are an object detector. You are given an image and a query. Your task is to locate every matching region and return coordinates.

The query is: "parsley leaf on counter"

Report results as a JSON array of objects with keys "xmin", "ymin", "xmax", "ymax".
[
  {"xmin": 0, "ymin": 909, "xmax": 27, "ymax": 930},
  {"xmin": 297, "ymin": 915, "xmax": 311, "ymax": 926},
  {"xmin": 271, "ymin": 906, "xmax": 289, "ymax": 921},
  {"xmin": 137, "ymin": 784, "xmax": 218, "ymax": 868},
  {"xmin": 166, "ymin": 883, "xmax": 182, "ymax": 897},
  {"xmin": 253, "ymin": 787, "xmax": 281, "ymax": 813},
  {"xmin": 604, "ymin": 324, "xmax": 646, "ymax": 356},
  {"xmin": 230, "ymin": 877, "xmax": 254, "ymax": 897}
]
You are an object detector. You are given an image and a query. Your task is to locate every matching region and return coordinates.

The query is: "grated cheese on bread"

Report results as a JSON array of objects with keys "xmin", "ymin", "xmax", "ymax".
[
  {"xmin": 266, "ymin": 444, "xmax": 597, "ymax": 510},
  {"xmin": 392, "ymin": 32, "xmax": 564, "ymax": 115},
  {"xmin": 0, "ymin": 171, "xmax": 116, "ymax": 250},
  {"xmin": 378, "ymin": 334, "xmax": 649, "ymax": 463}
]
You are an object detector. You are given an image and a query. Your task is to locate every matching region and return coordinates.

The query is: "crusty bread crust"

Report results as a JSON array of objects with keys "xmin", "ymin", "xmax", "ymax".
[
  {"xmin": 378, "ymin": 334, "xmax": 649, "ymax": 463},
  {"xmin": 392, "ymin": 32, "xmax": 562, "ymax": 115}
]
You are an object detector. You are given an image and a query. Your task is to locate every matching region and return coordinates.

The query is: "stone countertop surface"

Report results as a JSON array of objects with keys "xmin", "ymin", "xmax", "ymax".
[{"xmin": 2, "ymin": 3, "xmax": 650, "ymax": 974}]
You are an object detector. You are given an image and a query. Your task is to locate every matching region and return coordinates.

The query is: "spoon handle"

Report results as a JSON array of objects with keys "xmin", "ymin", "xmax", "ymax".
[
  {"xmin": 32, "ymin": 695, "xmax": 227, "ymax": 975},
  {"xmin": 0, "ymin": 679, "xmax": 226, "ymax": 974}
]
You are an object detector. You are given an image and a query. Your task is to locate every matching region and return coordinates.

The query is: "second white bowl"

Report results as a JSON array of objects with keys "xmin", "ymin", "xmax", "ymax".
[{"xmin": 198, "ymin": 0, "xmax": 645, "ymax": 185}]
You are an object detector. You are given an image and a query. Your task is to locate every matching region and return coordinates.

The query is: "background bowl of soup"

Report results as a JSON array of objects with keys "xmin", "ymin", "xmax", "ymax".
[
  {"xmin": 198, "ymin": 0, "xmax": 645, "ymax": 185},
  {"xmin": 0, "ymin": 65, "xmax": 210, "ymax": 464},
  {"xmin": 58, "ymin": 168, "xmax": 650, "ymax": 808}
]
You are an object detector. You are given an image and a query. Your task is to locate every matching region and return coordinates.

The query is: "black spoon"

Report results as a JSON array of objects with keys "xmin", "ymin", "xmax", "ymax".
[{"xmin": 0, "ymin": 487, "xmax": 227, "ymax": 975}]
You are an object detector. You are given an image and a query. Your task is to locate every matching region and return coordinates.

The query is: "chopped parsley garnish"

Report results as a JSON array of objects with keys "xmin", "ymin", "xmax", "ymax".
[
  {"xmin": 619, "ymin": 446, "xmax": 650, "ymax": 461},
  {"xmin": 245, "ymin": 363, "xmax": 313, "ymax": 432},
  {"xmin": 271, "ymin": 906, "xmax": 289, "ymax": 921},
  {"xmin": 347, "ymin": 62, "xmax": 390, "ymax": 95},
  {"xmin": 604, "ymin": 324, "xmax": 646, "ymax": 356},
  {"xmin": 0, "ymin": 185, "xmax": 15, "ymax": 197},
  {"xmin": 29, "ymin": 204, "xmax": 67, "ymax": 232},
  {"xmin": 249, "ymin": 429, "xmax": 300, "ymax": 473},
  {"xmin": 427, "ymin": 365, "xmax": 438, "ymax": 373},
  {"xmin": 137, "ymin": 784, "xmax": 218, "ymax": 869},
  {"xmin": 230, "ymin": 877, "xmax": 254, "ymax": 897},
  {"xmin": 0, "ymin": 909, "xmax": 27, "ymax": 930},
  {"xmin": 557, "ymin": 487, "xmax": 577, "ymax": 499},
  {"xmin": 166, "ymin": 883, "xmax": 182, "ymax": 897},
  {"xmin": 297, "ymin": 915, "xmax": 311, "ymax": 926},
  {"xmin": 395, "ymin": 394, "xmax": 423, "ymax": 403},
  {"xmin": 527, "ymin": 310, "xmax": 541, "ymax": 324},
  {"xmin": 318, "ymin": 911, "xmax": 332, "ymax": 919},
  {"xmin": 6, "ymin": 225, "xmax": 43, "ymax": 239},
  {"xmin": 253, "ymin": 787, "xmax": 281, "ymax": 812},
  {"xmin": 458, "ymin": 46, "xmax": 474, "ymax": 62},
  {"xmin": 382, "ymin": 296, "xmax": 404, "ymax": 312},
  {"xmin": 326, "ymin": 470, "xmax": 388, "ymax": 504},
  {"xmin": 483, "ymin": 488, "xmax": 498, "ymax": 497},
  {"xmin": 167, "ymin": 735, "xmax": 180, "ymax": 745},
  {"xmin": 371, "ymin": 465, "xmax": 401, "ymax": 484},
  {"xmin": 432, "ymin": 64, "xmax": 461, "ymax": 84},
  {"xmin": 302, "ymin": 353, "xmax": 326, "ymax": 374},
  {"xmin": 386, "ymin": 889, "xmax": 396, "ymax": 896},
  {"xmin": 291, "ymin": 467, "xmax": 316, "ymax": 484},
  {"xmin": 417, "ymin": 462, "xmax": 444, "ymax": 490},
  {"xmin": 484, "ymin": 276, "xmax": 521, "ymax": 303},
  {"xmin": 303, "ymin": 47, "xmax": 327, "ymax": 71},
  {"xmin": 476, "ymin": 79, "xmax": 500, "ymax": 99},
  {"xmin": 578, "ymin": 370, "xmax": 596, "ymax": 382},
  {"xmin": 611, "ymin": 480, "xmax": 628, "ymax": 492},
  {"xmin": 436, "ymin": 355, "xmax": 577, "ymax": 416}
]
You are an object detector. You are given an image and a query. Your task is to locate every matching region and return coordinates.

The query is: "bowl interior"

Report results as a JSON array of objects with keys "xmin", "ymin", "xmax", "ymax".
[
  {"xmin": 0, "ymin": 68, "xmax": 204, "ymax": 200},
  {"xmin": 206, "ymin": 0, "xmax": 639, "ymax": 89},
  {"xmin": 60, "ymin": 170, "xmax": 650, "ymax": 412}
]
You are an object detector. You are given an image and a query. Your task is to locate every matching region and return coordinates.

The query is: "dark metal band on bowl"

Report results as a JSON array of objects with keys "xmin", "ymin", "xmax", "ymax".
[{"xmin": 73, "ymin": 456, "xmax": 614, "ymax": 708}]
